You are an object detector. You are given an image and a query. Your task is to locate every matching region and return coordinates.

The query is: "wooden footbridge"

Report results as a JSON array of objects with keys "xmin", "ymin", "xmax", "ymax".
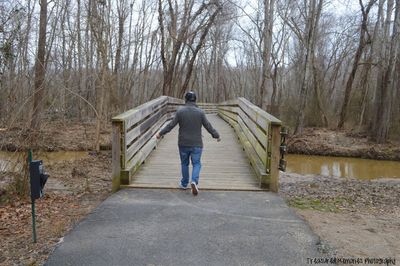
[{"xmin": 111, "ymin": 96, "xmax": 285, "ymax": 193}]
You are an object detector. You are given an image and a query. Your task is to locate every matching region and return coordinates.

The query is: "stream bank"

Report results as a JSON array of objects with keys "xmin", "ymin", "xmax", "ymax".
[
  {"xmin": 288, "ymin": 128, "xmax": 400, "ymax": 161},
  {"xmin": 0, "ymin": 120, "xmax": 111, "ymax": 152}
]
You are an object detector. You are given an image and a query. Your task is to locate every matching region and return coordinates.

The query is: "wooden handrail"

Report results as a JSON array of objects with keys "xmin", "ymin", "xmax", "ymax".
[
  {"xmin": 218, "ymin": 98, "xmax": 281, "ymax": 192},
  {"xmin": 166, "ymin": 98, "xmax": 218, "ymax": 114}
]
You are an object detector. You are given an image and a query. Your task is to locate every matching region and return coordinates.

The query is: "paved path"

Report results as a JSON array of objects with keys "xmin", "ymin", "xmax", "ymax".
[
  {"xmin": 126, "ymin": 114, "xmax": 263, "ymax": 191},
  {"xmin": 46, "ymin": 189, "xmax": 322, "ymax": 266}
]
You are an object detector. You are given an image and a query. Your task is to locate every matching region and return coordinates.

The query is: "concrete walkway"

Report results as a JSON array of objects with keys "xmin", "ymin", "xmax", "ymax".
[{"xmin": 45, "ymin": 189, "xmax": 322, "ymax": 266}]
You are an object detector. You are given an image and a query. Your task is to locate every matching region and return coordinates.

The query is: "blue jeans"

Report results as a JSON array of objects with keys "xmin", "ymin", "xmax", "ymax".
[{"xmin": 178, "ymin": 146, "xmax": 203, "ymax": 187}]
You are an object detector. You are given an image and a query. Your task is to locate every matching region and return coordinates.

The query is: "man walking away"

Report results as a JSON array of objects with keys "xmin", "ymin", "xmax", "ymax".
[{"xmin": 156, "ymin": 91, "xmax": 221, "ymax": 196}]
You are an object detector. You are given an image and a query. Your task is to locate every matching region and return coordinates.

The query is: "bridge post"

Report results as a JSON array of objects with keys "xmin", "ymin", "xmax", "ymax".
[
  {"xmin": 112, "ymin": 121, "xmax": 123, "ymax": 192},
  {"xmin": 269, "ymin": 124, "xmax": 281, "ymax": 192}
]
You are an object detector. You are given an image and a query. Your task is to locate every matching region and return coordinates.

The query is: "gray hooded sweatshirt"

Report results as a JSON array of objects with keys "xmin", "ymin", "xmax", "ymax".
[{"xmin": 159, "ymin": 102, "xmax": 220, "ymax": 147}]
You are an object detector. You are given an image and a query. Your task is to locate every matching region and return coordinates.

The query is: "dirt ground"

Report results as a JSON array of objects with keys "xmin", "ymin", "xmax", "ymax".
[
  {"xmin": 0, "ymin": 152, "xmax": 112, "ymax": 265},
  {"xmin": 288, "ymin": 127, "xmax": 400, "ymax": 161},
  {"xmin": 296, "ymin": 209, "xmax": 399, "ymax": 261},
  {"xmin": 279, "ymin": 172, "xmax": 400, "ymax": 263},
  {"xmin": 0, "ymin": 122, "xmax": 400, "ymax": 265}
]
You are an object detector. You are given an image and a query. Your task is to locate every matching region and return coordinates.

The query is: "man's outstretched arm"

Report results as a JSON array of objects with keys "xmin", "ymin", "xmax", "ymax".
[
  {"xmin": 156, "ymin": 113, "xmax": 179, "ymax": 139},
  {"xmin": 201, "ymin": 113, "xmax": 220, "ymax": 141}
]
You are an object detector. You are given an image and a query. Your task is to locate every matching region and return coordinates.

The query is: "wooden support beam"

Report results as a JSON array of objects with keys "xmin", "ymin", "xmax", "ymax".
[
  {"xmin": 237, "ymin": 108, "xmax": 268, "ymax": 149},
  {"xmin": 125, "ymin": 114, "xmax": 169, "ymax": 165},
  {"xmin": 269, "ymin": 124, "xmax": 281, "ymax": 192},
  {"xmin": 238, "ymin": 97, "xmax": 281, "ymax": 126},
  {"xmin": 218, "ymin": 106, "xmax": 238, "ymax": 114},
  {"xmin": 218, "ymin": 112, "xmax": 237, "ymax": 127},
  {"xmin": 234, "ymin": 124, "xmax": 269, "ymax": 186},
  {"xmin": 125, "ymin": 106, "xmax": 167, "ymax": 145},
  {"xmin": 112, "ymin": 96, "xmax": 168, "ymax": 129},
  {"xmin": 112, "ymin": 121, "xmax": 123, "ymax": 192},
  {"xmin": 167, "ymin": 96, "xmax": 185, "ymax": 105},
  {"xmin": 237, "ymin": 117, "xmax": 267, "ymax": 167},
  {"xmin": 218, "ymin": 109, "xmax": 237, "ymax": 122}
]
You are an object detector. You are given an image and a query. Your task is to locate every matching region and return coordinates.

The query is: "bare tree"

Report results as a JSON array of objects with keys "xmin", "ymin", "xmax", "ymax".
[
  {"xmin": 337, "ymin": 0, "xmax": 377, "ymax": 129},
  {"xmin": 31, "ymin": 0, "xmax": 48, "ymax": 129},
  {"xmin": 283, "ymin": 0, "xmax": 324, "ymax": 134},
  {"xmin": 373, "ymin": 0, "xmax": 400, "ymax": 142},
  {"xmin": 158, "ymin": 0, "xmax": 223, "ymax": 97},
  {"xmin": 260, "ymin": 0, "xmax": 275, "ymax": 110},
  {"xmin": 89, "ymin": 0, "xmax": 110, "ymax": 151}
]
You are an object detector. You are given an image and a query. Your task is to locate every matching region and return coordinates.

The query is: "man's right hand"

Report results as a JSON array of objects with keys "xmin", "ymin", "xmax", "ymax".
[
  {"xmin": 156, "ymin": 132, "xmax": 162, "ymax": 139},
  {"xmin": 217, "ymin": 138, "xmax": 221, "ymax": 142}
]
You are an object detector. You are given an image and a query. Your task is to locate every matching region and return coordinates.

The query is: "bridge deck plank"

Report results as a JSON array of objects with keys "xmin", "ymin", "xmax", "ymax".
[{"xmin": 126, "ymin": 114, "xmax": 263, "ymax": 191}]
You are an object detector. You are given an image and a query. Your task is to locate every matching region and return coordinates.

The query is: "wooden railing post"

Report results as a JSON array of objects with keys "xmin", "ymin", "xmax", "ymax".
[
  {"xmin": 112, "ymin": 121, "xmax": 123, "ymax": 192},
  {"xmin": 269, "ymin": 124, "xmax": 281, "ymax": 192}
]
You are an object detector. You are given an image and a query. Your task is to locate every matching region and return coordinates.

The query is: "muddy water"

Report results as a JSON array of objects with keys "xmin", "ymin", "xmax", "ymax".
[
  {"xmin": 0, "ymin": 151, "xmax": 89, "ymax": 172},
  {"xmin": 286, "ymin": 154, "xmax": 400, "ymax": 180}
]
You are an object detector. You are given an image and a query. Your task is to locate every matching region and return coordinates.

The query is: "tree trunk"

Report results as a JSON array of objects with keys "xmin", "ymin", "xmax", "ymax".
[
  {"xmin": 76, "ymin": 0, "xmax": 84, "ymax": 120},
  {"xmin": 374, "ymin": 0, "xmax": 399, "ymax": 142},
  {"xmin": 358, "ymin": 0, "xmax": 385, "ymax": 129},
  {"xmin": 260, "ymin": 0, "xmax": 275, "ymax": 110},
  {"xmin": 311, "ymin": 0, "xmax": 327, "ymax": 127},
  {"xmin": 294, "ymin": 0, "xmax": 323, "ymax": 134},
  {"xmin": 31, "ymin": 0, "xmax": 48, "ymax": 129},
  {"xmin": 180, "ymin": 6, "xmax": 221, "ymax": 97},
  {"xmin": 113, "ymin": 0, "xmax": 127, "ymax": 112},
  {"xmin": 89, "ymin": 0, "xmax": 109, "ymax": 152},
  {"xmin": 337, "ymin": 0, "xmax": 376, "ymax": 129},
  {"xmin": 312, "ymin": 58, "xmax": 329, "ymax": 127},
  {"xmin": 270, "ymin": 59, "xmax": 279, "ymax": 115}
]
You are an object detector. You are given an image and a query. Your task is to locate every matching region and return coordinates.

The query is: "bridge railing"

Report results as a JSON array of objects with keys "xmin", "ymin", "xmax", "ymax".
[
  {"xmin": 168, "ymin": 101, "xmax": 218, "ymax": 114},
  {"xmin": 112, "ymin": 96, "xmax": 282, "ymax": 192},
  {"xmin": 112, "ymin": 96, "xmax": 183, "ymax": 191},
  {"xmin": 218, "ymin": 98, "xmax": 281, "ymax": 192}
]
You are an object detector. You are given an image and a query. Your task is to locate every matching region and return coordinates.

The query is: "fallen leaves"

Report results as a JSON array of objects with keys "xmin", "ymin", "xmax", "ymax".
[{"xmin": 0, "ymin": 151, "xmax": 112, "ymax": 265}]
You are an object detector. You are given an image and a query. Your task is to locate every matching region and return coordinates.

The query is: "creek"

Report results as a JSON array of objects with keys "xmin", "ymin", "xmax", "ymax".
[
  {"xmin": 0, "ymin": 151, "xmax": 89, "ymax": 172},
  {"xmin": 286, "ymin": 154, "xmax": 400, "ymax": 180}
]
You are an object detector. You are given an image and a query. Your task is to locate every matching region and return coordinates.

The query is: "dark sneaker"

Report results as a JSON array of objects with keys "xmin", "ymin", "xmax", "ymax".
[{"xmin": 191, "ymin": 182, "xmax": 199, "ymax": 196}]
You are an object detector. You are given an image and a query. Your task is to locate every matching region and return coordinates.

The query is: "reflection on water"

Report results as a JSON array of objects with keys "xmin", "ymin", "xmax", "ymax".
[
  {"xmin": 286, "ymin": 154, "xmax": 400, "ymax": 180},
  {"xmin": 0, "ymin": 151, "xmax": 89, "ymax": 172}
]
